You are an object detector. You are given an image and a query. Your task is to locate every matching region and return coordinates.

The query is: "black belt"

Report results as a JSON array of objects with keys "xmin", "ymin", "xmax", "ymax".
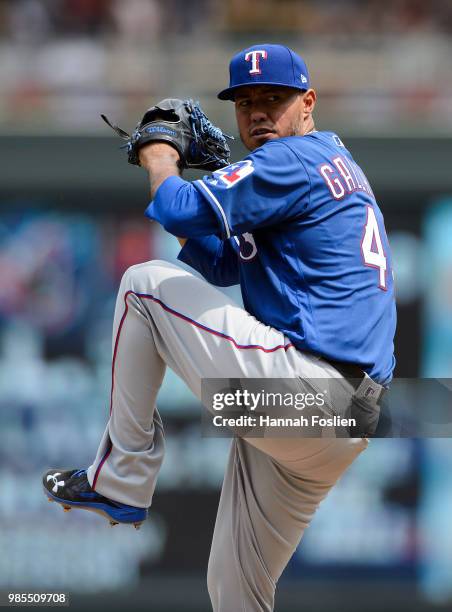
[
  {"xmin": 324, "ymin": 357, "xmax": 387, "ymax": 399},
  {"xmin": 323, "ymin": 358, "xmax": 366, "ymax": 390}
]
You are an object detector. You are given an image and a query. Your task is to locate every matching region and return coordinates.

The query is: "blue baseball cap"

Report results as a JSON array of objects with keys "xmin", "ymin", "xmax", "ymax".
[{"xmin": 218, "ymin": 43, "xmax": 310, "ymax": 101}]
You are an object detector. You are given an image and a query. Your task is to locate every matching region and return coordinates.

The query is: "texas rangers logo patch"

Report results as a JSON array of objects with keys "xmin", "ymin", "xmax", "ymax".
[{"xmin": 212, "ymin": 160, "xmax": 254, "ymax": 188}]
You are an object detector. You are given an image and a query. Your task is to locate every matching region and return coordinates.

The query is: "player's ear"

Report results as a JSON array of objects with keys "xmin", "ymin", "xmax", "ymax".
[{"xmin": 302, "ymin": 89, "xmax": 316, "ymax": 115}]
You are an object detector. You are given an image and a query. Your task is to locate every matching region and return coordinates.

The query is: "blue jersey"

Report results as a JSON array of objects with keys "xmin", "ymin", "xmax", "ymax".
[{"xmin": 145, "ymin": 131, "xmax": 396, "ymax": 385}]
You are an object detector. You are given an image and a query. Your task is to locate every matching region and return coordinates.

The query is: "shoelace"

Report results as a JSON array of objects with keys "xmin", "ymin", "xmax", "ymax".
[{"xmin": 72, "ymin": 469, "xmax": 87, "ymax": 478}]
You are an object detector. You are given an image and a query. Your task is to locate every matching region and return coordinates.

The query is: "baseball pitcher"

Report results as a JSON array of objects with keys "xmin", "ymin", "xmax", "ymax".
[{"xmin": 43, "ymin": 44, "xmax": 396, "ymax": 612}]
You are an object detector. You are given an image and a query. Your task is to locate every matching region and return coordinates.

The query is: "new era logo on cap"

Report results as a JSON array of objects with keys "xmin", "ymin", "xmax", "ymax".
[{"xmin": 218, "ymin": 43, "xmax": 310, "ymax": 101}]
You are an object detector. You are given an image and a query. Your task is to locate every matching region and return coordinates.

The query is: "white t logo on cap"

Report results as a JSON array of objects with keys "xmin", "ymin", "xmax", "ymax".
[{"xmin": 245, "ymin": 50, "xmax": 268, "ymax": 75}]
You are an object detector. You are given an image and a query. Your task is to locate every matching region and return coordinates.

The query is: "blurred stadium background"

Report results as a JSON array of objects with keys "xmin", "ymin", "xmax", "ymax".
[{"xmin": 1, "ymin": 1, "xmax": 452, "ymax": 610}]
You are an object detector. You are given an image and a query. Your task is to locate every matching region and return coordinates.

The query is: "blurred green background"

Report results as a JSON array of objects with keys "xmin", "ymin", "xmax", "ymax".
[{"xmin": 1, "ymin": 1, "xmax": 452, "ymax": 611}]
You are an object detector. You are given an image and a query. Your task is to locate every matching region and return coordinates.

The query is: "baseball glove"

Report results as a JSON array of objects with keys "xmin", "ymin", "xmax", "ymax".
[{"xmin": 101, "ymin": 98, "xmax": 232, "ymax": 171}]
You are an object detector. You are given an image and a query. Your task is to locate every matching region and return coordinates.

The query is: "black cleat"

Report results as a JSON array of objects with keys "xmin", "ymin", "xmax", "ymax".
[{"xmin": 43, "ymin": 469, "xmax": 148, "ymax": 526}]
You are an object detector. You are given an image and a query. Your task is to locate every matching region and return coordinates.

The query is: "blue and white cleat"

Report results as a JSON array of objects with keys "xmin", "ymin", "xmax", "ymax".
[{"xmin": 42, "ymin": 468, "xmax": 147, "ymax": 529}]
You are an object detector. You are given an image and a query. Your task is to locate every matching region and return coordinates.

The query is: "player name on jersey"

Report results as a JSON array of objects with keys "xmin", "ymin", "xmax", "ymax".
[{"xmin": 318, "ymin": 155, "xmax": 375, "ymax": 200}]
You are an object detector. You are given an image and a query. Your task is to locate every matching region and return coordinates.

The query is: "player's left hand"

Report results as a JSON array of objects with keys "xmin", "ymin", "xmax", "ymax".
[{"xmin": 101, "ymin": 98, "xmax": 233, "ymax": 171}]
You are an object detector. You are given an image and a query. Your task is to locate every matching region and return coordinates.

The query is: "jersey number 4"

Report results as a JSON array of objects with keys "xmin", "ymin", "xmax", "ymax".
[{"xmin": 361, "ymin": 206, "xmax": 388, "ymax": 290}]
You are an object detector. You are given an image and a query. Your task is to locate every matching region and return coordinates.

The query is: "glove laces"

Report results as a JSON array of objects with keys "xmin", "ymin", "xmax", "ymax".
[{"xmin": 189, "ymin": 102, "xmax": 233, "ymax": 145}]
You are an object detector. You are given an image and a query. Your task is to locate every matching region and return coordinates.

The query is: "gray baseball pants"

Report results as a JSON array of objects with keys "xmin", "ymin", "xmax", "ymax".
[{"xmin": 87, "ymin": 260, "xmax": 374, "ymax": 612}]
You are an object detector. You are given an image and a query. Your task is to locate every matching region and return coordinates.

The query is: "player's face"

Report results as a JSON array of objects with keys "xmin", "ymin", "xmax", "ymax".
[{"xmin": 234, "ymin": 85, "xmax": 316, "ymax": 151}]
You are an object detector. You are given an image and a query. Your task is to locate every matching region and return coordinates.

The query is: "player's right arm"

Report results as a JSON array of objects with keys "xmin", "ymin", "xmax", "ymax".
[
  {"xmin": 144, "ymin": 140, "xmax": 306, "ymax": 285},
  {"xmin": 144, "ymin": 140, "xmax": 309, "ymax": 241}
]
